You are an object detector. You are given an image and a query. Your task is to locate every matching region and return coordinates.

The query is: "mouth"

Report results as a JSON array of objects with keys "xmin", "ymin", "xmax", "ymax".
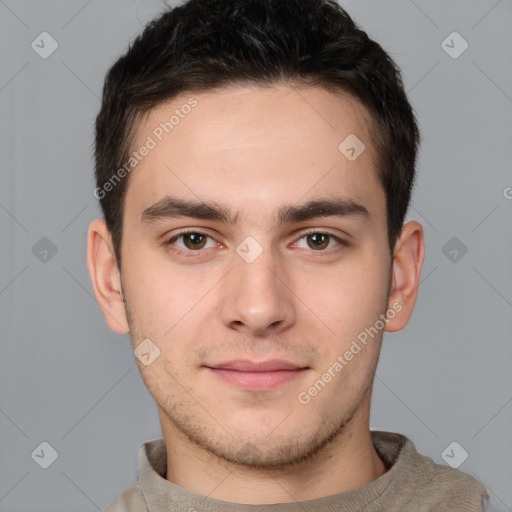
[{"xmin": 204, "ymin": 359, "xmax": 310, "ymax": 391}]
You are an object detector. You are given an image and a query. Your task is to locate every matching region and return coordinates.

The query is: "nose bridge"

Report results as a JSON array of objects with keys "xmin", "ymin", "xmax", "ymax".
[{"xmin": 220, "ymin": 236, "xmax": 295, "ymax": 334}]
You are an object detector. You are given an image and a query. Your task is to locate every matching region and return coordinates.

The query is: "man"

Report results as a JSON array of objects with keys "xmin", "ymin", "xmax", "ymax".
[{"xmin": 87, "ymin": 0, "xmax": 489, "ymax": 510}]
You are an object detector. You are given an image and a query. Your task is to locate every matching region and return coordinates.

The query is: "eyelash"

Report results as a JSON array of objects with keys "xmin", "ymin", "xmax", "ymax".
[{"xmin": 164, "ymin": 229, "xmax": 348, "ymax": 258}]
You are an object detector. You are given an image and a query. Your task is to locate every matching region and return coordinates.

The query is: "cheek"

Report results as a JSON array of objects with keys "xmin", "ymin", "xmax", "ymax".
[
  {"xmin": 304, "ymin": 254, "xmax": 389, "ymax": 344},
  {"xmin": 123, "ymin": 250, "xmax": 215, "ymax": 353},
  {"xmin": 122, "ymin": 250, "xmax": 175, "ymax": 330}
]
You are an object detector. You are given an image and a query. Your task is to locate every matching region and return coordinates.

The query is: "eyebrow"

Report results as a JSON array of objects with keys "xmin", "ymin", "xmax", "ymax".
[{"xmin": 140, "ymin": 195, "xmax": 370, "ymax": 226}]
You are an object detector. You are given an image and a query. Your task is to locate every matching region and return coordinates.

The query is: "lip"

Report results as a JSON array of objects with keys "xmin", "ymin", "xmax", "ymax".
[{"xmin": 205, "ymin": 359, "xmax": 309, "ymax": 391}]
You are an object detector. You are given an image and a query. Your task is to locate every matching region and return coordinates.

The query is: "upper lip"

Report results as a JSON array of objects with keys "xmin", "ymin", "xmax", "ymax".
[{"xmin": 206, "ymin": 359, "xmax": 308, "ymax": 372}]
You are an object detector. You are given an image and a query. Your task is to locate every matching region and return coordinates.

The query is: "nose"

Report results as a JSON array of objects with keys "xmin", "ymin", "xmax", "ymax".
[{"xmin": 218, "ymin": 242, "xmax": 296, "ymax": 337}]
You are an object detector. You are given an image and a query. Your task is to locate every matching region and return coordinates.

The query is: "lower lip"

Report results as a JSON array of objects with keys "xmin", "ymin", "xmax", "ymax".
[{"xmin": 207, "ymin": 368, "xmax": 307, "ymax": 391}]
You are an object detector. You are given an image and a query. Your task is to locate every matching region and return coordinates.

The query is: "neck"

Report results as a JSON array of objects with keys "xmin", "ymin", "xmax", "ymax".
[{"xmin": 160, "ymin": 402, "xmax": 388, "ymax": 504}]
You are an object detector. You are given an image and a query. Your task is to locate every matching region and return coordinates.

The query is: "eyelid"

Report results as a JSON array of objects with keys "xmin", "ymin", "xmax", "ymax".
[
  {"xmin": 291, "ymin": 228, "xmax": 347, "ymax": 251},
  {"xmin": 165, "ymin": 229, "xmax": 221, "ymax": 251}
]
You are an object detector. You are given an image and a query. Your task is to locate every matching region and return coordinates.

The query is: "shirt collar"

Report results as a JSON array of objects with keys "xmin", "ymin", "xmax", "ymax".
[{"xmin": 137, "ymin": 431, "xmax": 405, "ymax": 512}]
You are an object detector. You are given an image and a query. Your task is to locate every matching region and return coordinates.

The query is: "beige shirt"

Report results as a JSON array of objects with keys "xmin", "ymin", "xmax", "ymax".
[{"xmin": 106, "ymin": 430, "xmax": 489, "ymax": 511}]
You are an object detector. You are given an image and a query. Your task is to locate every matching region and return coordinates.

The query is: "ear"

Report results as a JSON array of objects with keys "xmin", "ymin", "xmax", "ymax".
[
  {"xmin": 86, "ymin": 219, "xmax": 130, "ymax": 334},
  {"xmin": 385, "ymin": 220, "xmax": 425, "ymax": 332}
]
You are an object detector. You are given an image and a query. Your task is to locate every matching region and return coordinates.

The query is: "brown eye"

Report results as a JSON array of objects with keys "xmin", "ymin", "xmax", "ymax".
[
  {"xmin": 165, "ymin": 231, "xmax": 216, "ymax": 254},
  {"xmin": 293, "ymin": 231, "xmax": 346, "ymax": 253},
  {"xmin": 182, "ymin": 233, "xmax": 207, "ymax": 250},
  {"xmin": 306, "ymin": 233, "xmax": 330, "ymax": 250}
]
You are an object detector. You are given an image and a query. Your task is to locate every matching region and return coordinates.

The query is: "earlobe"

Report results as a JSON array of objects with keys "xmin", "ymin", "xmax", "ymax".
[
  {"xmin": 86, "ymin": 219, "xmax": 130, "ymax": 334},
  {"xmin": 385, "ymin": 221, "xmax": 425, "ymax": 333}
]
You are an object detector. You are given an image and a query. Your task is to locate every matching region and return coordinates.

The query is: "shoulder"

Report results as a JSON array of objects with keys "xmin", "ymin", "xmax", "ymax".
[
  {"xmin": 372, "ymin": 431, "xmax": 489, "ymax": 511},
  {"xmin": 104, "ymin": 481, "xmax": 147, "ymax": 512},
  {"xmin": 104, "ymin": 438, "xmax": 167, "ymax": 512},
  {"xmin": 407, "ymin": 448, "xmax": 489, "ymax": 510}
]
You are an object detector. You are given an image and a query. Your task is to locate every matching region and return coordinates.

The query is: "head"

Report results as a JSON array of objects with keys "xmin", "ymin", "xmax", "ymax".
[
  {"xmin": 94, "ymin": 0, "xmax": 420, "ymax": 267},
  {"xmin": 88, "ymin": 0, "xmax": 424, "ymax": 469}
]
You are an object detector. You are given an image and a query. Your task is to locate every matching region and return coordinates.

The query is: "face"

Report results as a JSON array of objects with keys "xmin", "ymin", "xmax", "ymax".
[{"xmin": 118, "ymin": 84, "xmax": 394, "ymax": 467}]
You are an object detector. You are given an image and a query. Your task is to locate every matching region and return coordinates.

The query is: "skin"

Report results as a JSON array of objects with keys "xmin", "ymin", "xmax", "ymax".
[{"xmin": 87, "ymin": 84, "xmax": 424, "ymax": 504}]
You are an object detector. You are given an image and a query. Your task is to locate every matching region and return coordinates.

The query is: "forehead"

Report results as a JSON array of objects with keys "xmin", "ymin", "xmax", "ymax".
[{"xmin": 124, "ymin": 84, "xmax": 384, "ymax": 228}]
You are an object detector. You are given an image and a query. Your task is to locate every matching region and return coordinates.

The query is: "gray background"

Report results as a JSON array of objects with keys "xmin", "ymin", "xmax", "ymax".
[{"xmin": 0, "ymin": 0, "xmax": 511, "ymax": 510}]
